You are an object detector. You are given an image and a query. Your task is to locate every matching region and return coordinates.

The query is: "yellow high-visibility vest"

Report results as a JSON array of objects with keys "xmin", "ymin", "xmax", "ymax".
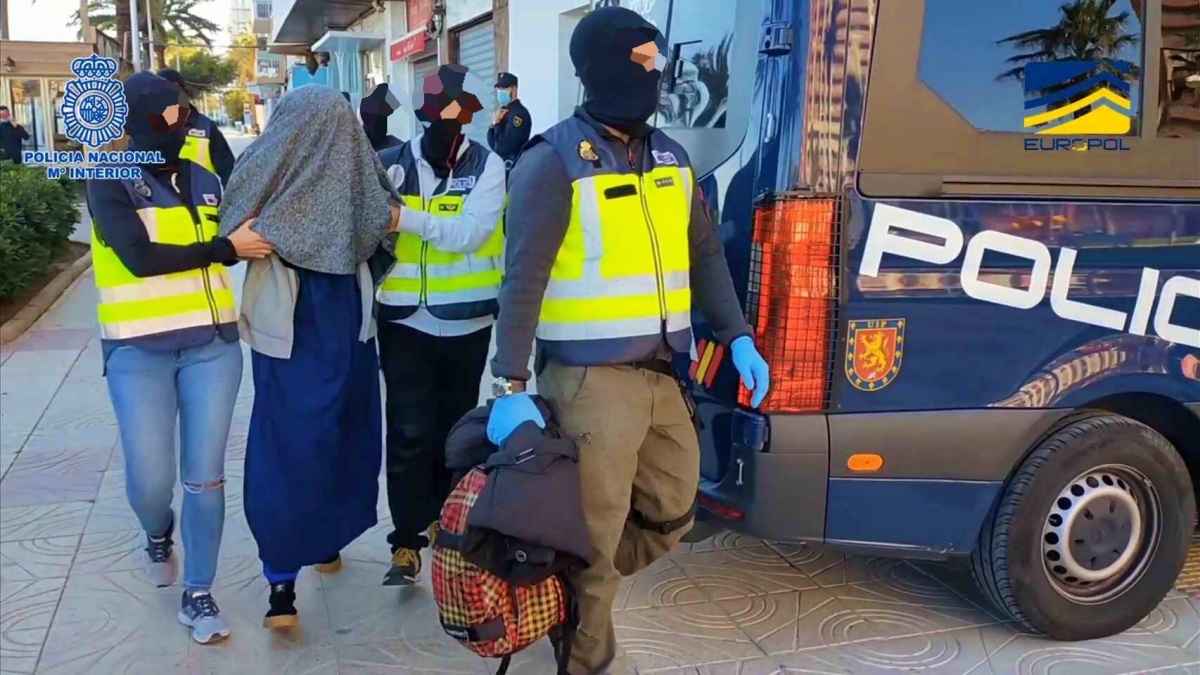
[
  {"xmin": 534, "ymin": 117, "xmax": 694, "ymax": 366},
  {"xmin": 377, "ymin": 141, "xmax": 504, "ymax": 321},
  {"xmin": 92, "ymin": 162, "xmax": 235, "ymax": 341}
]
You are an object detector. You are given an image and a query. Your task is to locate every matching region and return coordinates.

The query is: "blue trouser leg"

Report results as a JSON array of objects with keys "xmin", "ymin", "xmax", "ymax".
[
  {"xmin": 176, "ymin": 339, "xmax": 243, "ymax": 590},
  {"xmin": 106, "ymin": 338, "xmax": 242, "ymax": 591},
  {"xmin": 107, "ymin": 346, "xmax": 178, "ymax": 540},
  {"xmin": 263, "ymin": 563, "xmax": 299, "ymax": 584}
]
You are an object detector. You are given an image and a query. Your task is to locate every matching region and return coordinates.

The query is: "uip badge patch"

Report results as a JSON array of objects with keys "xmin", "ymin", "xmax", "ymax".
[{"xmin": 845, "ymin": 318, "xmax": 905, "ymax": 392}]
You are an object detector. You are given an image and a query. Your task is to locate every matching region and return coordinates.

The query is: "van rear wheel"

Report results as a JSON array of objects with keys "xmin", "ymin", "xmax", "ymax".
[{"xmin": 970, "ymin": 413, "xmax": 1195, "ymax": 640}]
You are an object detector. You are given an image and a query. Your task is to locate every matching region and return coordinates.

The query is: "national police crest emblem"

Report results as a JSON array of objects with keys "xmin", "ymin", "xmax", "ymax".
[
  {"xmin": 845, "ymin": 318, "xmax": 905, "ymax": 392},
  {"xmin": 59, "ymin": 55, "xmax": 127, "ymax": 148}
]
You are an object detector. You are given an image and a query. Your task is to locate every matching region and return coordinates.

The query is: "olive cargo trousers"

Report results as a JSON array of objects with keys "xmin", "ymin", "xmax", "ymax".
[{"xmin": 538, "ymin": 362, "xmax": 700, "ymax": 675}]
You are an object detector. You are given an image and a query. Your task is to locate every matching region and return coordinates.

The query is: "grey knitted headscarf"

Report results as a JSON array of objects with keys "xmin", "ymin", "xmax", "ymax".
[{"xmin": 219, "ymin": 85, "xmax": 395, "ymax": 274}]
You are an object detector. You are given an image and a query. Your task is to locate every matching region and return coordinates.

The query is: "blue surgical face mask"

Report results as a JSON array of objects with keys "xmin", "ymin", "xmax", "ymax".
[{"xmin": 496, "ymin": 89, "xmax": 513, "ymax": 107}]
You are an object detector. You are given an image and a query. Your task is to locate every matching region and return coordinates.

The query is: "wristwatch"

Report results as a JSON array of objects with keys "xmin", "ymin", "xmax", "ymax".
[{"xmin": 491, "ymin": 377, "xmax": 525, "ymax": 398}]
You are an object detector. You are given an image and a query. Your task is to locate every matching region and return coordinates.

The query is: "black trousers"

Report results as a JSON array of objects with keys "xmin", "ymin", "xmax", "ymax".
[{"xmin": 379, "ymin": 321, "xmax": 492, "ymax": 551}]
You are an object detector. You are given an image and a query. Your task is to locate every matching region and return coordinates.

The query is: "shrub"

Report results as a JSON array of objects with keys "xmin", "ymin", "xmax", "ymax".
[{"xmin": 0, "ymin": 161, "xmax": 81, "ymax": 301}]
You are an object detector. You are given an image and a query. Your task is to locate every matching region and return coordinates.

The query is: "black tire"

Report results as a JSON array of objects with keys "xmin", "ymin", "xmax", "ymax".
[{"xmin": 970, "ymin": 412, "xmax": 1196, "ymax": 640}]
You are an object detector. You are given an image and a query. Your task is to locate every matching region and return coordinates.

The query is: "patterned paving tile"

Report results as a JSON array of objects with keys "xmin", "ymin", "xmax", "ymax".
[
  {"xmin": 615, "ymin": 556, "xmax": 712, "ymax": 611},
  {"xmin": 672, "ymin": 546, "xmax": 820, "ymax": 600},
  {"xmin": 0, "ymin": 578, "xmax": 66, "ymax": 673},
  {"xmin": 0, "ymin": 503, "xmax": 91, "ymax": 543},
  {"xmin": 773, "ymin": 624, "xmax": 1001, "ymax": 675},
  {"xmin": 336, "ymin": 637, "xmax": 491, "ymax": 674},
  {"xmin": 186, "ymin": 644, "xmax": 339, "ymax": 675},
  {"xmin": 0, "ymin": 536, "xmax": 79, "ymax": 583},
  {"xmin": 11, "ymin": 329, "xmax": 94, "ymax": 354},
  {"xmin": 718, "ymin": 587, "xmax": 860, "ymax": 655},
  {"xmin": 613, "ymin": 601, "xmax": 767, "ymax": 672},
  {"xmin": 0, "ymin": 466, "xmax": 105, "ymax": 508},
  {"xmin": 322, "ymin": 554, "xmax": 447, "ymax": 647},
  {"xmin": 986, "ymin": 631, "xmax": 1198, "ymax": 675}
]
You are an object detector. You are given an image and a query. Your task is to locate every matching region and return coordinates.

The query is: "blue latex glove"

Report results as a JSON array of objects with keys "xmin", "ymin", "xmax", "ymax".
[
  {"xmin": 731, "ymin": 336, "xmax": 771, "ymax": 408},
  {"xmin": 487, "ymin": 392, "xmax": 546, "ymax": 445}
]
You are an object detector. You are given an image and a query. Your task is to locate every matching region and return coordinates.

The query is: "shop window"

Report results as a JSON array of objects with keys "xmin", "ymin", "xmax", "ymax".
[
  {"xmin": 1155, "ymin": 2, "xmax": 1200, "ymax": 138},
  {"xmin": 859, "ymin": 0, "xmax": 1200, "ymax": 199}
]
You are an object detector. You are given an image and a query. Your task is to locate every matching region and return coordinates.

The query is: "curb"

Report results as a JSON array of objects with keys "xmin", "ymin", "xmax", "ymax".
[{"xmin": 0, "ymin": 251, "xmax": 93, "ymax": 346}]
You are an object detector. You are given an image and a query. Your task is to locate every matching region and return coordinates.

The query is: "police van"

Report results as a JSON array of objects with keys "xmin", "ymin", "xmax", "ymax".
[{"xmin": 595, "ymin": 0, "xmax": 1200, "ymax": 640}]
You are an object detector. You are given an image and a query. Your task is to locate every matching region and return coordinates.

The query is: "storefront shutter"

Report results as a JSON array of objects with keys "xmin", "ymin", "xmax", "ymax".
[{"xmin": 455, "ymin": 20, "xmax": 496, "ymax": 146}]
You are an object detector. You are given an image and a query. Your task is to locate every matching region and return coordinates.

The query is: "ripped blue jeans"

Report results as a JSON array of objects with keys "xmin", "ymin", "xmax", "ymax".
[{"xmin": 106, "ymin": 337, "xmax": 243, "ymax": 590}]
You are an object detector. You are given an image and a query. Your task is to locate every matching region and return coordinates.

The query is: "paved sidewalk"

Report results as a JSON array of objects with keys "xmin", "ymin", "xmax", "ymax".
[{"xmin": 1, "ymin": 267, "xmax": 1197, "ymax": 674}]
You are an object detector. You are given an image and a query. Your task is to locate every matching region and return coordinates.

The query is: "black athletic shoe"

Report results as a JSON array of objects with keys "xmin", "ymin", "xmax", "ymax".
[
  {"xmin": 263, "ymin": 580, "xmax": 298, "ymax": 628},
  {"xmin": 382, "ymin": 548, "xmax": 421, "ymax": 586}
]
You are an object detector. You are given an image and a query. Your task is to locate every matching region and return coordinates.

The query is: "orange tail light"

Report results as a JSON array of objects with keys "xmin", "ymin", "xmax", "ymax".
[{"xmin": 739, "ymin": 196, "xmax": 839, "ymax": 412}]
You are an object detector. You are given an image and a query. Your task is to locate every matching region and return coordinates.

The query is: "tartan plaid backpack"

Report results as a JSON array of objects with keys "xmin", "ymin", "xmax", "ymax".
[{"xmin": 432, "ymin": 466, "xmax": 579, "ymax": 675}]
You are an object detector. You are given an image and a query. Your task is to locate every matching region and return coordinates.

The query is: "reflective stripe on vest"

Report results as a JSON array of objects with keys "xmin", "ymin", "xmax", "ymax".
[
  {"xmin": 92, "ymin": 161, "xmax": 235, "ymax": 340},
  {"xmin": 534, "ymin": 118, "xmax": 693, "ymax": 362},
  {"xmin": 378, "ymin": 142, "xmax": 504, "ymax": 320},
  {"xmin": 178, "ymin": 118, "xmax": 216, "ymax": 174}
]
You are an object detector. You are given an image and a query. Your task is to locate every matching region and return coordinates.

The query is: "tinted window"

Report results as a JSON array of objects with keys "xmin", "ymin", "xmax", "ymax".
[
  {"xmin": 657, "ymin": 0, "xmax": 739, "ymax": 129},
  {"xmin": 917, "ymin": 0, "xmax": 1145, "ymax": 134},
  {"xmin": 1156, "ymin": 2, "xmax": 1200, "ymax": 138}
]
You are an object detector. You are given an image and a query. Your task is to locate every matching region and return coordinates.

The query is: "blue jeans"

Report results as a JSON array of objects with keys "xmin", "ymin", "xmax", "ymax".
[{"xmin": 105, "ymin": 337, "xmax": 243, "ymax": 590}]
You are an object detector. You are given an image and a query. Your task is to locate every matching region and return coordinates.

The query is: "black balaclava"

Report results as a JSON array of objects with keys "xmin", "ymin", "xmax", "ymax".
[
  {"xmin": 570, "ymin": 6, "xmax": 666, "ymax": 136},
  {"xmin": 124, "ymin": 71, "xmax": 190, "ymax": 166},
  {"xmin": 360, "ymin": 83, "xmax": 398, "ymax": 151},
  {"xmin": 416, "ymin": 65, "xmax": 483, "ymax": 177}
]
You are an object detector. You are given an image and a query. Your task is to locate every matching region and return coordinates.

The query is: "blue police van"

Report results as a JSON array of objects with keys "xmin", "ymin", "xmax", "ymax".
[{"xmin": 596, "ymin": 0, "xmax": 1200, "ymax": 640}]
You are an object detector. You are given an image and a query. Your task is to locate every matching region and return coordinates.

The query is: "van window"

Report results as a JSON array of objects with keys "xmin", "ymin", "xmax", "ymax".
[
  {"xmin": 917, "ymin": 0, "xmax": 1144, "ymax": 134},
  {"xmin": 859, "ymin": 0, "xmax": 1200, "ymax": 199},
  {"xmin": 657, "ymin": 1, "xmax": 739, "ymax": 130}
]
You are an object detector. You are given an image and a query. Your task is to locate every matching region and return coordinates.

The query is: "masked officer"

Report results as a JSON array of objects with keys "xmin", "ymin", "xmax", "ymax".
[
  {"xmin": 376, "ymin": 64, "xmax": 507, "ymax": 586},
  {"xmin": 86, "ymin": 72, "xmax": 273, "ymax": 645},
  {"xmin": 361, "ymin": 82, "xmax": 404, "ymax": 152},
  {"xmin": 486, "ymin": 71, "xmax": 530, "ymax": 176},
  {"xmin": 157, "ymin": 69, "xmax": 236, "ymax": 185},
  {"xmin": 485, "ymin": 8, "xmax": 770, "ymax": 673}
]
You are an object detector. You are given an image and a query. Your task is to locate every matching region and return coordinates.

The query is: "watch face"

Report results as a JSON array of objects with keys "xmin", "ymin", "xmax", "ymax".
[{"xmin": 491, "ymin": 380, "xmax": 509, "ymax": 398}]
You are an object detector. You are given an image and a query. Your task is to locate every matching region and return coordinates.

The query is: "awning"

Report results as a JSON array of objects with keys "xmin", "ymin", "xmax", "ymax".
[
  {"xmin": 271, "ymin": 0, "xmax": 379, "ymax": 45},
  {"xmin": 312, "ymin": 31, "xmax": 386, "ymax": 53},
  {"xmin": 389, "ymin": 29, "xmax": 428, "ymax": 62}
]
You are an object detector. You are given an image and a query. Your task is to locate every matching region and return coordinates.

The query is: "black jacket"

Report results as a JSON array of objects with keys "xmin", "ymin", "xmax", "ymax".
[
  {"xmin": 486, "ymin": 98, "xmax": 531, "ymax": 173},
  {"xmin": 445, "ymin": 396, "xmax": 593, "ymax": 585}
]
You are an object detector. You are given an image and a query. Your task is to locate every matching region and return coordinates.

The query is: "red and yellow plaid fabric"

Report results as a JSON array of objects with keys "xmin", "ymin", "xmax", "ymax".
[{"xmin": 432, "ymin": 468, "xmax": 568, "ymax": 658}]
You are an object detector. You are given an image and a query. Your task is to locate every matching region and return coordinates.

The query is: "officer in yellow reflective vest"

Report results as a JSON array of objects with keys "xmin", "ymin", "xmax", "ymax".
[
  {"xmin": 87, "ymin": 72, "xmax": 273, "ymax": 645},
  {"xmin": 486, "ymin": 9, "xmax": 770, "ymax": 673},
  {"xmin": 157, "ymin": 69, "xmax": 236, "ymax": 185},
  {"xmin": 375, "ymin": 64, "xmax": 507, "ymax": 586}
]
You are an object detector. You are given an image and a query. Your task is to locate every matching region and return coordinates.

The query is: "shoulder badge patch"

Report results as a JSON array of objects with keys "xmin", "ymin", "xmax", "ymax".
[
  {"xmin": 651, "ymin": 149, "xmax": 678, "ymax": 166},
  {"xmin": 845, "ymin": 318, "xmax": 905, "ymax": 392},
  {"xmin": 513, "ymin": 116, "xmax": 524, "ymax": 128},
  {"xmin": 203, "ymin": 194, "xmax": 219, "ymax": 206},
  {"xmin": 187, "ymin": 128, "xmax": 206, "ymax": 137},
  {"xmin": 132, "ymin": 179, "xmax": 152, "ymax": 198},
  {"xmin": 578, "ymin": 140, "xmax": 599, "ymax": 161}
]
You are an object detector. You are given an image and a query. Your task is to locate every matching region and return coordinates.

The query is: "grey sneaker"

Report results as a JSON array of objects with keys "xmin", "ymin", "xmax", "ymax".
[
  {"xmin": 145, "ymin": 517, "xmax": 178, "ymax": 588},
  {"xmin": 178, "ymin": 591, "xmax": 230, "ymax": 644}
]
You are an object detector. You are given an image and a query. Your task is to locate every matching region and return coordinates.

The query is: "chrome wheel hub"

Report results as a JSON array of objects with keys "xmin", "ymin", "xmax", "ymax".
[{"xmin": 1041, "ymin": 465, "xmax": 1160, "ymax": 603}]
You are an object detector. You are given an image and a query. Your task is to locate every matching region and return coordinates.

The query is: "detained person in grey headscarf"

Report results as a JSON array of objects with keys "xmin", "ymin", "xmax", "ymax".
[{"xmin": 218, "ymin": 84, "xmax": 402, "ymax": 629}]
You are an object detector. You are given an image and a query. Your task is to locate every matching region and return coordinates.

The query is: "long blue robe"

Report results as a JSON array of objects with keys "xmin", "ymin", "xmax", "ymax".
[{"xmin": 245, "ymin": 268, "xmax": 381, "ymax": 572}]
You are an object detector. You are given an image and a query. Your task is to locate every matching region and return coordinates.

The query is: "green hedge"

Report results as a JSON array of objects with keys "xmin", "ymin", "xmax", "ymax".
[{"xmin": 0, "ymin": 162, "xmax": 81, "ymax": 301}]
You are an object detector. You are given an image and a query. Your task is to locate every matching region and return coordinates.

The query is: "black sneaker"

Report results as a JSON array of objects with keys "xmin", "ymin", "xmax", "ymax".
[
  {"xmin": 145, "ymin": 514, "xmax": 178, "ymax": 588},
  {"xmin": 178, "ymin": 590, "xmax": 230, "ymax": 644},
  {"xmin": 263, "ymin": 580, "xmax": 298, "ymax": 628},
  {"xmin": 382, "ymin": 548, "xmax": 421, "ymax": 586}
]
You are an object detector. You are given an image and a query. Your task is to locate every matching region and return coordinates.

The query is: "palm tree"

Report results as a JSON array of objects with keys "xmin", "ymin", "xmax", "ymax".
[
  {"xmin": 74, "ymin": 0, "xmax": 219, "ymax": 69},
  {"xmin": 996, "ymin": 0, "xmax": 1140, "ymax": 81}
]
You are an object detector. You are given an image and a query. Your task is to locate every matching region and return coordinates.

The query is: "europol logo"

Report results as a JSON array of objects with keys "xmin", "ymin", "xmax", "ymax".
[
  {"xmin": 1022, "ymin": 60, "xmax": 1134, "ymax": 152},
  {"xmin": 60, "ymin": 54, "xmax": 127, "ymax": 148},
  {"xmin": 845, "ymin": 319, "xmax": 905, "ymax": 392}
]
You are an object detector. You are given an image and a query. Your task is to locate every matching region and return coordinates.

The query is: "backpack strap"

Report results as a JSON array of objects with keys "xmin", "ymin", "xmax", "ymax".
[
  {"xmin": 551, "ymin": 575, "xmax": 580, "ymax": 675},
  {"xmin": 628, "ymin": 500, "xmax": 698, "ymax": 535},
  {"xmin": 496, "ymin": 655, "xmax": 512, "ymax": 675}
]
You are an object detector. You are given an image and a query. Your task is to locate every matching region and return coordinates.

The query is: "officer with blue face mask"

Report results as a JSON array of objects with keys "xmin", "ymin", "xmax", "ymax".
[{"xmin": 486, "ymin": 72, "xmax": 530, "ymax": 176}]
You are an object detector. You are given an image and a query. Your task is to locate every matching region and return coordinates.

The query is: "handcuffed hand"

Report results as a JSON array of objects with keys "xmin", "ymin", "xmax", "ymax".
[
  {"xmin": 487, "ymin": 392, "xmax": 545, "ymax": 445},
  {"xmin": 731, "ymin": 336, "xmax": 770, "ymax": 408},
  {"xmin": 228, "ymin": 218, "xmax": 273, "ymax": 259}
]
